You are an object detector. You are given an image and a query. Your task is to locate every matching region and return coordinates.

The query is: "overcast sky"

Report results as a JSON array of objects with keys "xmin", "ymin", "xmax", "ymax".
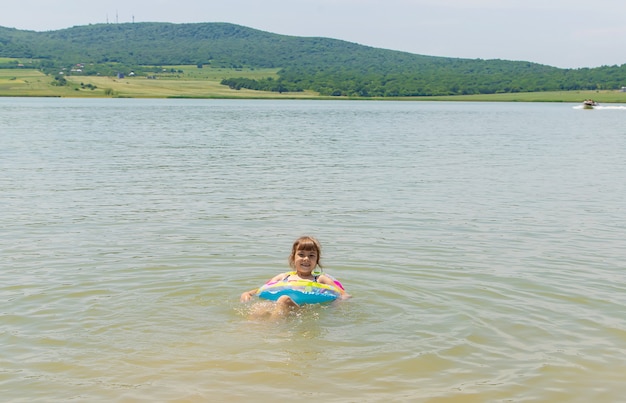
[{"xmin": 1, "ymin": 0, "xmax": 624, "ymax": 69}]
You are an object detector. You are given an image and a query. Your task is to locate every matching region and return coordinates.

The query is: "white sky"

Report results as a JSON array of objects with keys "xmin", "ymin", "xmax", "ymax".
[{"xmin": 1, "ymin": 0, "xmax": 625, "ymax": 68}]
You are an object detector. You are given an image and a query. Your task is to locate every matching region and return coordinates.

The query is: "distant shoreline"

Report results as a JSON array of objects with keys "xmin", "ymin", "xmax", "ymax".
[
  {"xmin": 2, "ymin": 92, "xmax": 624, "ymax": 103},
  {"xmin": 1, "ymin": 68, "xmax": 625, "ymax": 103}
]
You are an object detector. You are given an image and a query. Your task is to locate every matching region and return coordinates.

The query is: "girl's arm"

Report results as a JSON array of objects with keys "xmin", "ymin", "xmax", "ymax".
[
  {"xmin": 240, "ymin": 288, "xmax": 259, "ymax": 302},
  {"xmin": 240, "ymin": 272, "xmax": 288, "ymax": 302},
  {"xmin": 319, "ymin": 274, "xmax": 352, "ymax": 300}
]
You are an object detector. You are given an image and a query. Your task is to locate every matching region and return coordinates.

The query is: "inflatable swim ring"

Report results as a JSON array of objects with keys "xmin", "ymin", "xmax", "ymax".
[{"xmin": 257, "ymin": 274, "xmax": 344, "ymax": 305}]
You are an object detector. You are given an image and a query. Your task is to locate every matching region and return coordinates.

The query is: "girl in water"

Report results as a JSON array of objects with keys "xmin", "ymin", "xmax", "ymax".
[{"xmin": 240, "ymin": 236, "xmax": 350, "ymax": 316}]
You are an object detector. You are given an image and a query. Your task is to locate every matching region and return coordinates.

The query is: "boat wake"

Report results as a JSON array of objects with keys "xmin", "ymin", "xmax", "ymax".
[
  {"xmin": 596, "ymin": 105, "xmax": 626, "ymax": 110},
  {"xmin": 573, "ymin": 105, "xmax": 626, "ymax": 110}
]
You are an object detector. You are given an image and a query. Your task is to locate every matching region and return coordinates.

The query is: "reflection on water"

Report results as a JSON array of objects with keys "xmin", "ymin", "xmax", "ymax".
[{"xmin": 1, "ymin": 98, "xmax": 626, "ymax": 401}]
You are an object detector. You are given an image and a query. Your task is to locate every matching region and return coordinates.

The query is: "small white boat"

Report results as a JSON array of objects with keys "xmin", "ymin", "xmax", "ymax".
[{"xmin": 582, "ymin": 100, "xmax": 598, "ymax": 109}]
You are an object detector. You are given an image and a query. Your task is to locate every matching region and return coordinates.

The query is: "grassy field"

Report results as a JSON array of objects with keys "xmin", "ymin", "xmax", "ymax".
[
  {"xmin": 0, "ymin": 65, "xmax": 317, "ymax": 98},
  {"xmin": 63, "ymin": 74, "xmax": 309, "ymax": 99},
  {"xmin": 0, "ymin": 69, "xmax": 67, "ymax": 97},
  {"xmin": 2, "ymin": 66, "xmax": 626, "ymax": 102}
]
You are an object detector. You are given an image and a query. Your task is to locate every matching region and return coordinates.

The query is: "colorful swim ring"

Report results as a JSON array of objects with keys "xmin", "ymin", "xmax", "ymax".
[{"xmin": 257, "ymin": 274, "xmax": 344, "ymax": 305}]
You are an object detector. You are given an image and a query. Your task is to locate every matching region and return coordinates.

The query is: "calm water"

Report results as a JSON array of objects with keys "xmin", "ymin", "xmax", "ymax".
[{"xmin": 1, "ymin": 98, "xmax": 625, "ymax": 402}]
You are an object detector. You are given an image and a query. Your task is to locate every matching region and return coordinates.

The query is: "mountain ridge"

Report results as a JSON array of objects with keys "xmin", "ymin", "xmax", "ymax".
[{"xmin": 1, "ymin": 22, "xmax": 624, "ymax": 96}]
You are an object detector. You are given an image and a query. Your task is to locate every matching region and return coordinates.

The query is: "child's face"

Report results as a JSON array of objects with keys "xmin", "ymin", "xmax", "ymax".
[{"xmin": 294, "ymin": 248, "xmax": 318, "ymax": 273}]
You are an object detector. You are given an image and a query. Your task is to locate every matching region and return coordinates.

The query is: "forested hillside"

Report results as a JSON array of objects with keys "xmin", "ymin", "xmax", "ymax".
[{"xmin": 1, "ymin": 22, "xmax": 625, "ymax": 96}]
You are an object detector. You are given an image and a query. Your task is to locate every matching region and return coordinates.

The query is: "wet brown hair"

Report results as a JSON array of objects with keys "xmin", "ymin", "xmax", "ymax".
[{"xmin": 288, "ymin": 236, "xmax": 323, "ymax": 269}]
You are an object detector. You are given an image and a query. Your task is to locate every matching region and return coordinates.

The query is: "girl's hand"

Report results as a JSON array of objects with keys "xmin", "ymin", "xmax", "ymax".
[{"xmin": 240, "ymin": 290, "xmax": 255, "ymax": 302}]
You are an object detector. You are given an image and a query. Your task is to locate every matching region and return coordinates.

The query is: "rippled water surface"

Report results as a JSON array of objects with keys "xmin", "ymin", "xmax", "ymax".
[{"xmin": 2, "ymin": 98, "xmax": 625, "ymax": 402}]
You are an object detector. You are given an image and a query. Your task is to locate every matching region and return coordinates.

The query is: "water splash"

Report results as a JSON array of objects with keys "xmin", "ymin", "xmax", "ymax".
[
  {"xmin": 596, "ymin": 105, "xmax": 626, "ymax": 110},
  {"xmin": 573, "ymin": 104, "xmax": 626, "ymax": 110}
]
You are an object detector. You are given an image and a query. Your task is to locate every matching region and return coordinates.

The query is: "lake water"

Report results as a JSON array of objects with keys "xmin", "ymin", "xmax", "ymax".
[{"xmin": 1, "ymin": 97, "xmax": 625, "ymax": 402}]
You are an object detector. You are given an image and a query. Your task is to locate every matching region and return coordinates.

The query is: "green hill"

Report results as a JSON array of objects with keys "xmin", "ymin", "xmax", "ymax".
[{"xmin": 1, "ymin": 22, "xmax": 625, "ymax": 97}]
